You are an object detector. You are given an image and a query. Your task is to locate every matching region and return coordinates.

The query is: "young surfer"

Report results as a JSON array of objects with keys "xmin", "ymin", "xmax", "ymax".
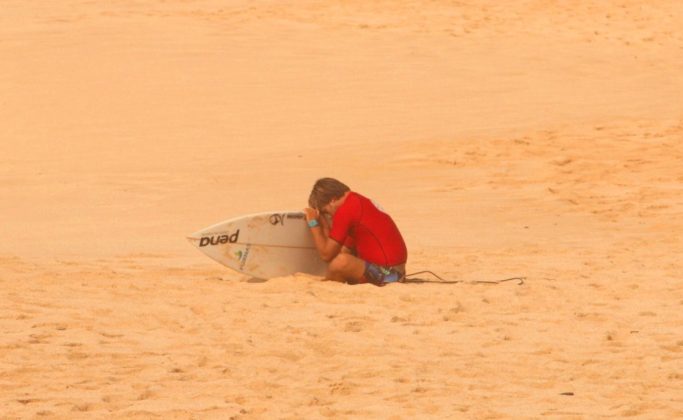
[{"xmin": 304, "ymin": 178, "xmax": 407, "ymax": 285}]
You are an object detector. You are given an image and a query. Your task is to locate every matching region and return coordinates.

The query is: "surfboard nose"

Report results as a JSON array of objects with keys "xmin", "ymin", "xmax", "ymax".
[{"xmin": 186, "ymin": 228, "xmax": 205, "ymax": 242}]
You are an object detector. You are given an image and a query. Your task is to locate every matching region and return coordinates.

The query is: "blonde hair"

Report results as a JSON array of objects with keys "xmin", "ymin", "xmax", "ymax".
[{"xmin": 308, "ymin": 178, "xmax": 350, "ymax": 210}]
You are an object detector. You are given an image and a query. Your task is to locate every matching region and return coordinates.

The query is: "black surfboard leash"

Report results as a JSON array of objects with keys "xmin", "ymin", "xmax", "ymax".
[{"xmin": 402, "ymin": 270, "xmax": 525, "ymax": 285}]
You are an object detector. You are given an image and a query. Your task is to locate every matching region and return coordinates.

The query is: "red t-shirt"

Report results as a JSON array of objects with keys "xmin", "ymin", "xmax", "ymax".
[{"xmin": 329, "ymin": 192, "xmax": 407, "ymax": 266}]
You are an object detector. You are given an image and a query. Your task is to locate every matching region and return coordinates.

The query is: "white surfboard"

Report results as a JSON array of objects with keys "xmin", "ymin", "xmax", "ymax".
[{"xmin": 187, "ymin": 211, "xmax": 327, "ymax": 279}]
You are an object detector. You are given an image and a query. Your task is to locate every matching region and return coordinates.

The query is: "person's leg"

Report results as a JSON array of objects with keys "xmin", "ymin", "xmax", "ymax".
[{"xmin": 326, "ymin": 252, "xmax": 366, "ymax": 283}]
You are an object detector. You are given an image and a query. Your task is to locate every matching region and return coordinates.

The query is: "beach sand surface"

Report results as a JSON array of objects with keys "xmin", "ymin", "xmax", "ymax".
[{"xmin": 1, "ymin": 1, "xmax": 682, "ymax": 418}]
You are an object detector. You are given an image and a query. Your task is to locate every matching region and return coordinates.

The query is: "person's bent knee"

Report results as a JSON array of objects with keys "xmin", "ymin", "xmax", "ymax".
[
  {"xmin": 328, "ymin": 253, "xmax": 353, "ymax": 274},
  {"xmin": 327, "ymin": 253, "xmax": 366, "ymax": 284}
]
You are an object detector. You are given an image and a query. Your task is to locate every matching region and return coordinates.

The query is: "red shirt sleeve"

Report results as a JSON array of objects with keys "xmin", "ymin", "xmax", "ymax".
[{"xmin": 329, "ymin": 194, "xmax": 357, "ymax": 245}]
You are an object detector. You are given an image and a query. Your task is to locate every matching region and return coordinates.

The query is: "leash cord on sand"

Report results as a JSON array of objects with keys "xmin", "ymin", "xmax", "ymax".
[{"xmin": 402, "ymin": 271, "xmax": 525, "ymax": 285}]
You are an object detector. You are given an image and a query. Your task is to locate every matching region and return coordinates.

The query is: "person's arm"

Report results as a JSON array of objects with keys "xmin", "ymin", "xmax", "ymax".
[{"xmin": 304, "ymin": 208, "xmax": 342, "ymax": 262}]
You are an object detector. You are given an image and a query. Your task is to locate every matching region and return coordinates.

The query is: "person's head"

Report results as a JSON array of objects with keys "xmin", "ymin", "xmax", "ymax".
[{"xmin": 309, "ymin": 178, "xmax": 350, "ymax": 216}]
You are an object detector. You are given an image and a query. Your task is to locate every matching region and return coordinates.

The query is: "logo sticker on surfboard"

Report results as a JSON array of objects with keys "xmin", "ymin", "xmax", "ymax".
[
  {"xmin": 199, "ymin": 230, "xmax": 240, "ymax": 247},
  {"xmin": 235, "ymin": 245, "xmax": 251, "ymax": 270},
  {"xmin": 269, "ymin": 213, "xmax": 305, "ymax": 226}
]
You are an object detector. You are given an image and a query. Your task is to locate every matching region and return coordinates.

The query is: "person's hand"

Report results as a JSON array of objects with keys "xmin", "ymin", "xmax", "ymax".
[
  {"xmin": 319, "ymin": 212, "xmax": 331, "ymax": 229},
  {"xmin": 303, "ymin": 207, "xmax": 319, "ymax": 222}
]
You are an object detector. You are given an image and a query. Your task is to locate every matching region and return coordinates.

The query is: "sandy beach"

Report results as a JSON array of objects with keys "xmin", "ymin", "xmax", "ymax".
[{"xmin": 2, "ymin": 1, "xmax": 682, "ymax": 418}]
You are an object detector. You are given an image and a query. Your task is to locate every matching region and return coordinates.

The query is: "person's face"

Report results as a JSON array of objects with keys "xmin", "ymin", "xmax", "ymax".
[{"xmin": 320, "ymin": 197, "xmax": 339, "ymax": 217}]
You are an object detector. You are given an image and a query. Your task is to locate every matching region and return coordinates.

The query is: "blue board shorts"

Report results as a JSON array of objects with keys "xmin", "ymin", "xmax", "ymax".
[{"xmin": 352, "ymin": 262, "xmax": 406, "ymax": 286}]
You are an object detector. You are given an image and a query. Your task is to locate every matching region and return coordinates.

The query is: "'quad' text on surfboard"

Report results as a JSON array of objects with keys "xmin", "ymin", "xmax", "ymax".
[{"xmin": 199, "ymin": 230, "xmax": 240, "ymax": 247}]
